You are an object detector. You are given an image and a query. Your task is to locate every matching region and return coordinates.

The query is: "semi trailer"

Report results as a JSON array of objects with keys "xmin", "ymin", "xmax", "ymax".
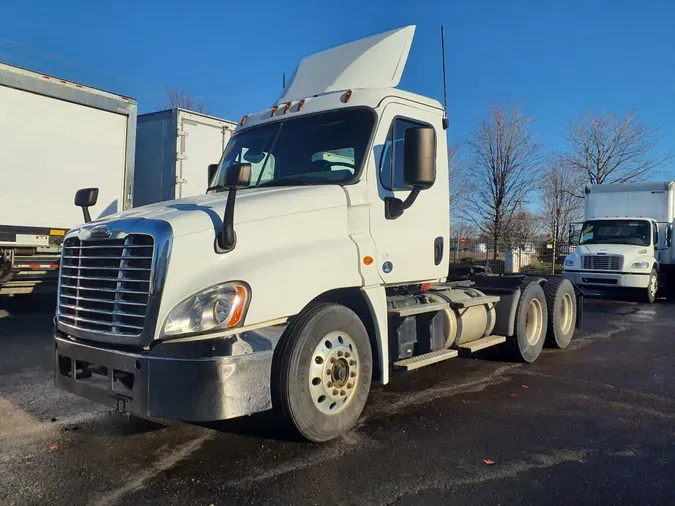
[
  {"xmin": 53, "ymin": 26, "xmax": 582, "ymax": 442},
  {"xmin": 0, "ymin": 62, "xmax": 137, "ymax": 296},
  {"xmin": 134, "ymin": 109, "xmax": 237, "ymax": 207},
  {"xmin": 563, "ymin": 182, "xmax": 674, "ymax": 303}
]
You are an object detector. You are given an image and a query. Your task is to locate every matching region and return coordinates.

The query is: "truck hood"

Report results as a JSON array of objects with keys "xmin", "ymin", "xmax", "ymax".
[
  {"xmin": 575, "ymin": 244, "xmax": 651, "ymax": 256},
  {"xmin": 93, "ymin": 185, "xmax": 349, "ymax": 237}
]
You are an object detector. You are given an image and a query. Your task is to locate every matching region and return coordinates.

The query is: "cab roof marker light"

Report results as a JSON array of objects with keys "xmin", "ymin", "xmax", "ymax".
[
  {"xmin": 240, "ymin": 115, "xmax": 249, "ymax": 126},
  {"xmin": 297, "ymin": 99, "xmax": 306, "ymax": 111},
  {"xmin": 342, "ymin": 90, "xmax": 353, "ymax": 103},
  {"xmin": 271, "ymin": 105, "xmax": 279, "ymax": 116},
  {"xmin": 284, "ymin": 102, "xmax": 292, "ymax": 114}
]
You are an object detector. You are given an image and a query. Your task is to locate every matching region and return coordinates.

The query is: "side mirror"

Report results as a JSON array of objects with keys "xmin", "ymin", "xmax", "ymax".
[
  {"xmin": 385, "ymin": 126, "xmax": 436, "ymax": 220},
  {"xmin": 667, "ymin": 224, "xmax": 672, "ymax": 248},
  {"xmin": 403, "ymin": 126, "xmax": 436, "ymax": 189},
  {"xmin": 208, "ymin": 164, "xmax": 219, "ymax": 187},
  {"xmin": 216, "ymin": 162, "xmax": 252, "ymax": 253},
  {"xmin": 224, "ymin": 162, "xmax": 252, "ymax": 189},
  {"xmin": 74, "ymin": 188, "xmax": 99, "ymax": 223}
]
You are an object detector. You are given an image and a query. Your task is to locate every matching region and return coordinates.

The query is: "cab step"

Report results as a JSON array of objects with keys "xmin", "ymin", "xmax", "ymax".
[
  {"xmin": 458, "ymin": 335, "xmax": 506, "ymax": 353},
  {"xmin": 393, "ymin": 348, "xmax": 458, "ymax": 371}
]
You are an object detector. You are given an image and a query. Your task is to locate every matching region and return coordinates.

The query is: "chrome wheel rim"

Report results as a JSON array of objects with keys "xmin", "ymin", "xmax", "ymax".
[
  {"xmin": 560, "ymin": 293, "xmax": 574, "ymax": 334},
  {"xmin": 525, "ymin": 298, "xmax": 543, "ymax": 345},
  {"xmin": 649, "ymin": 274, "xmax": 658, "ymax": 298},
  {"xmin": 309, "ymin": 331, "xmax": 359, "ymax": 414}
]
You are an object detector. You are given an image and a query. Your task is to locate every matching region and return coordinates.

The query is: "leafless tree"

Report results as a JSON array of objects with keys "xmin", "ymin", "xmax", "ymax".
[
  {"xmin": 463, "ymin": 103, "xmax": 541, "ymax": 258},
  {"xmin": 559, "ymin": 109, "xmax": 670, "ymax": 190},
  {"xmin": 448, "ymin": 143, "xmax": 468, "ymax": 217},
  {"xmin": 539, "ymin": 165, "xmax": 584, "ymax": 257},
  {"xmin": 158, "ymin": 87, "xmax": 209, "ymax": 114},
  {"xmin": 504, "ymin": 205, "xmax": 539, "ymax": 251}
]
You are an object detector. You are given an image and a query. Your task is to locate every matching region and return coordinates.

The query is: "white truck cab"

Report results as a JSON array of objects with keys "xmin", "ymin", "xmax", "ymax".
[
  {"xmin": 563, "ymin": 182, "xmax": 674, "ymax": 303},
  {"xmin": 53, "ymin": 26, "xmax": 582, "ymax": 442}
]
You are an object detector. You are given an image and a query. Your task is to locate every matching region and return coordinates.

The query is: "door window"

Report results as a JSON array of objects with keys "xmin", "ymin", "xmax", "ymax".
[{"xmin": 379, "ymin": 118, "xmax": 426, "ymax": 191}]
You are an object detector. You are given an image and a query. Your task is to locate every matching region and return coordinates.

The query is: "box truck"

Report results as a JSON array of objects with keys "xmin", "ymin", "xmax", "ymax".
[
  {"xmin": 0, "ymin": 62, "xmax": 137, "ymax": 295},
  {"xmin": 134, "ymin": 109, "xmax": 236, "ymax": 206},
  {"xmin": 563, "ymin": 182, "xmax": 674, "ymax": 303},
  {"xmin": 53, "ymin": 26, "xmax": 582, "ymax": 443}
]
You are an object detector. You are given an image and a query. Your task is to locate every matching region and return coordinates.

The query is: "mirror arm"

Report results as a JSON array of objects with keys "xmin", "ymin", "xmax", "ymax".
[
  {"xmin": 384, "ymin": 188, "xmax": 421, "ymax": 220},
  {"xmin": 216, "ymin": 188, "xmax": 238, "ymax": 253},
  {"xmin": 82, "ymin": 207, "xmax": 92, "ymax": 224}
]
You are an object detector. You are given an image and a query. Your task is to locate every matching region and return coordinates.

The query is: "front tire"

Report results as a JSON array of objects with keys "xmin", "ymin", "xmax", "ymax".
[
  {"xmin": 272, "ymin": 303, "xmax": 372, "ymax": 443},
  {"xmin": 643, "ymin": 269, "xmax": 658, "ymax": 304}
]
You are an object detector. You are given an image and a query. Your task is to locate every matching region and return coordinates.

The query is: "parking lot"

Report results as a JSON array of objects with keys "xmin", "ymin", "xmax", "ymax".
[{"xmin": 1, "ymin": 295, "xmax": 674, "ymax": 505}]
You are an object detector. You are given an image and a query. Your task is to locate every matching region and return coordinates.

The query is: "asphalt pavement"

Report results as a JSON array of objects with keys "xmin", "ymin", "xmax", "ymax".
[{"xmin": 1, "ymin": 294, "xmax": 674, "ymax": 505}]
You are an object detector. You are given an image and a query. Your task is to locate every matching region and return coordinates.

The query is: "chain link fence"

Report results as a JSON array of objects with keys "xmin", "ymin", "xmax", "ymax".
[{"xmin": 449, "ymin": 238, "xmax": 576, "ymax": 275}]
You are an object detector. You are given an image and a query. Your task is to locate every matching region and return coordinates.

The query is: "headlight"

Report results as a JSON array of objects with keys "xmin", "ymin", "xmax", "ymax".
[
  {"xmin": 162, "ymin": 282, "xmax": 249, "ymax": 338},
  {"xmin": 631, "ymin": 261, "xmax": 650, "ymax": 269},
  {"xmin": 564, "ymin": 258, "xmax": 576, "ymax": 267}
]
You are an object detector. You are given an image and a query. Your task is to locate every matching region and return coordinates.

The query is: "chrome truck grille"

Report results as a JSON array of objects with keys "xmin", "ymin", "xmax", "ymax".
[
  {"xmin": 581, "ymin": 254, "xmax": 623, "ymax": 271},
  {"xmin": 57, "ymin": 235, "xmax": 154, "ymax": 336}
]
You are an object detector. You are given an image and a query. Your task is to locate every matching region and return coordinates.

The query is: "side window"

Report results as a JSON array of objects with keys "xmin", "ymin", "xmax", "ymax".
[
  {"xmin": 379, "ymin": 118, "xmax": 426, "ymax": 191},
  {"xmin": 653, "ymin": 222, "xmax": 659, "ymax": 246}
]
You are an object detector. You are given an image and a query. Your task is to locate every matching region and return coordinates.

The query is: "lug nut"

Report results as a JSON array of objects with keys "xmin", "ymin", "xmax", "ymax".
[
  {"xmin": 350, "ymin": 371, "xmax": 356, "ymax": 378},
  {"xmin": 347, "ymin": 382, "xmax": 353, "ymax": 389},
  {"xmin": 330, "ymin": 357, "xmax": 336, "ymax": 363},
  {"xmin": 333, "ymin": 389, "xmax": 339, "ymax": 396},
  {"xmin": 337, "ymin": 351, "xmax": 343, "ymax": 357},
  {"xmin": 326, "ymin": 369, "xmax": 331, "ymax": 375},
  {"xmin": 340, "ymin": 390, "xmax": 346, "ymax": 396},
  {"xmin": 345, "ymin": 352, "xmax": 351, "ymax": 358},
  {"xmin": 327, "ymin": 381, "xmax": 333, "ymax": 387},
  {"xmin": 349, "ymin": 360, "xmax": 355, "ymax": 366}
]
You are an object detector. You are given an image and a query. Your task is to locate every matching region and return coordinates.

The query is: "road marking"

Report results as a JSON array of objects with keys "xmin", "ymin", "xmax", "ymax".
[{"xmin": 91, "ymin": 432, "xmax": 212, "ymax": 506}]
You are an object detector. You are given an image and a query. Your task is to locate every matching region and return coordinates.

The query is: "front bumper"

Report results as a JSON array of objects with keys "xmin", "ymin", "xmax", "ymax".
[
  {"xmin": 562, "ymin": 270, "xmax": 650, "ymax": 289},
  {"xmin": 54, "ymin": 335, "xmax": 273, "ymax": 422}
]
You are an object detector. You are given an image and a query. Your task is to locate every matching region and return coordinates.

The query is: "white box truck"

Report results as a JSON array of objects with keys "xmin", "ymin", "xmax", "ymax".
[
  {"xmin": 0, "ymin": 62, "xmax": 137, "ymax": 296},
  {"xmin": 52, "ymin": 26, "xmax": 583, "ymax": 443},
  {"xmin": 563, "ymin": 182, "xmax": 674, "ymax": 303},
  {"xmin": 134, "ymin": 109, "xmax": 236, "ymax": 206}
]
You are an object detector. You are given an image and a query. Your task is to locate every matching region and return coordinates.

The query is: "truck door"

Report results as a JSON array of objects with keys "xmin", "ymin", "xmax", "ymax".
[{"xmin": 368, "ymin": 102, "xmax": 449, "ymax": 284}]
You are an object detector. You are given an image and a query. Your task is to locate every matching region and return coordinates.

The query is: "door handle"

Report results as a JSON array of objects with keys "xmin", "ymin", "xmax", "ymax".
[{"xmin": 434, "ymin": 237, "xmax": 444, "ymax": 265}]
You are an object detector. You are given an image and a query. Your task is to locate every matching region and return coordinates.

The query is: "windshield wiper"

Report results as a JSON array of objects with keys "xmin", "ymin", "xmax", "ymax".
[
  {"xmin": 206, "ymin": 185, "xmax": 228, "ymax": 193},
  {"xmin": 257, "ymin": 178, "xmax": 312, "ymax": 188}
]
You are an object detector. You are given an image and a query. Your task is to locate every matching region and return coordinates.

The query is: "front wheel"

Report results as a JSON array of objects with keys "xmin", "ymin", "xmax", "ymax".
[
  {"xmin": 643, "ymin": 269, "xmax": 658, "ymax": 304},
  {"xmin": 272, "ymin": 303, "xmax": 372, "ymax": 442}
]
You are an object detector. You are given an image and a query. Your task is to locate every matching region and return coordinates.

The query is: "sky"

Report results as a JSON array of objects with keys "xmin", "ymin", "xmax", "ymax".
[{"xmin": 1, "ymin": 0, "xmax": 674, "ymax": 176}]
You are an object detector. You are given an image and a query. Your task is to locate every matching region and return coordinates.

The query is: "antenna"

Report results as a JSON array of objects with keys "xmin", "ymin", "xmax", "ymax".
[
  {"xmin": 283, "ymin": 72, "xmax": 286, "ymax": 89},
  {"xmin": 440, "ymin": 25, "xmax": 449, "ymax": 130}
]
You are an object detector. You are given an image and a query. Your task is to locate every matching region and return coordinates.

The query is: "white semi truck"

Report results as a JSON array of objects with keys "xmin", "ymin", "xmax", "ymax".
[
  {"xmin": 0, "ymin": 62, "xmax": 137, "ymax": 296},
  {"xmin": 53, "ymin": 26, "xmax": 582, "ymax": 442},
  {"xmin": 134, "ymin": 109, "xmax": 237, "ymax": 206},
  {"xmin": 563, "ymin": 182, "xmax": 674, "ymax": 303}
]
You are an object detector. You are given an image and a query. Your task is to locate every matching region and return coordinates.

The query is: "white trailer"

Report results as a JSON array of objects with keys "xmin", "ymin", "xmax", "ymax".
[
  {"xmin": 52, "ymin": 26, "xmax": 583, "ymax": 443},
  {"xmin": 0, "ymin": 62, "xmax": 137, "ymax": 296},
  {"xmin": 563, "ymin": 181, "xmax": 675, "ymax": 303},
  {"xmin": 134, "ymin": 109, "xmax": 237, "ymax": 206}
]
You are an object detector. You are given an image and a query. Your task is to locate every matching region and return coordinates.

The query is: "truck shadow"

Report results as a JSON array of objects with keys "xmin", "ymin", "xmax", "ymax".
[{"xmin": 196, "ymin": 410, "xmax": 303, "ymax": 442}]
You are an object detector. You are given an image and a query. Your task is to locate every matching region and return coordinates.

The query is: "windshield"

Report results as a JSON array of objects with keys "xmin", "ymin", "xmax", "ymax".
[
  {"xmin": 211, "ymin": 108, "xmax": 375, "ymax": 189},
  {"xmin": 579, "ymin": 219, "xmax": 652, "ymax": 246}
]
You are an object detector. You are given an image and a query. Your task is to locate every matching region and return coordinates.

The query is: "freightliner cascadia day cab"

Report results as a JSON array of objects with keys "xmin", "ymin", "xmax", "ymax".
[
  {"xmin": 134, "ymin": 109, "xmax": 237, "ymax": 207},
  {"xmin": 0, "ymin": 62, "xmax": 137, "ymax": 296},
  {"xmin": 53, "ymin": 26, "xmax": 582, "ymax": 442},
  {"xmin": 563, "ymin": 182, "xmax": 674, "ymax": 303}
]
